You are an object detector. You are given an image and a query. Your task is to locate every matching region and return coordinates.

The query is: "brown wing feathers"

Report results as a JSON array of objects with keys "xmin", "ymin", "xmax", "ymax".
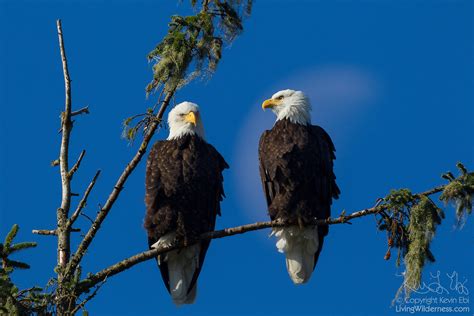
[
  {"xmin": 258, "ymin": 119, "xmax": 339, "ymax": 229},
  {"xmin": 144, "ymin": 135, "xmax": 228, "ymax": 294}
]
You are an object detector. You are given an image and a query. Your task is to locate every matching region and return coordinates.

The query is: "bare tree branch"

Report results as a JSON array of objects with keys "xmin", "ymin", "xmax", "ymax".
[
  {"xmin": 32, "ymin": 228, "xmax": 81, "ymax": 236},
  {"xmin": 75, "ymin": 184, "xmax": 446, "ymax": 293},
  {"xmin": 64, "ymin": 90, "xmax": 175, "ymax": 280},
  {"xmin": 71, "ymin": 106, "xmax": 90, "ymax": 116},
  {"xmin": 68, "ymin": 149, "xmax": 85, "ymax": 179},
  {"xmin": 67, "ymin": 170, "xmax": 101, "ymax": 228}
]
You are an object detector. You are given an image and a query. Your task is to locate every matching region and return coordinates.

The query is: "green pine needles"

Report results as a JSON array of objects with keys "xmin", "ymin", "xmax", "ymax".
[
  {"xmin": 0, "ymin": 225, "xmax": 51, "ymax": 315},
  {"xmin": 146, "ymin": 0, "xmax": 252, "ymax": 94}
]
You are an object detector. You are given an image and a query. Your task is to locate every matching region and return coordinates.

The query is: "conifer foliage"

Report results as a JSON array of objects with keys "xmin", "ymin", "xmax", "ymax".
[
  {"xmin": 146, "ymin": 0, "xmax": 252, "ymax": 94},
  {"xmin": 0, "ymin": 225, "xmax": 51, "ymax": 314}
]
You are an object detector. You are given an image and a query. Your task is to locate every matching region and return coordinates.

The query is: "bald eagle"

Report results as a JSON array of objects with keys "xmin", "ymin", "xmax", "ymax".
[
  {"xmin": 144, "ymin": 101, "xmax": 228, "ymax": 305},
  {"xmin": 259, "ymin": 89, "xmax": 340, "ymax": 284}
]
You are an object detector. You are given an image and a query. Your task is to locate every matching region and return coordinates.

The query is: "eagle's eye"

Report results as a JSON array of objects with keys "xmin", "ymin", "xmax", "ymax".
[{"xmin": 277, "ymin": 95, "xmax": 284, "ymax": 100}]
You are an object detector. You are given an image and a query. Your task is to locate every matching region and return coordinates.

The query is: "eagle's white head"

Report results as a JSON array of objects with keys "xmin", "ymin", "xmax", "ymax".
[
  {"xmin": 167, "ymin": 101, "xmax": 205, "ymax": 140},
  {"xmin": 262, "ymin": 89, "xmax": 311, "ymax": 125}
]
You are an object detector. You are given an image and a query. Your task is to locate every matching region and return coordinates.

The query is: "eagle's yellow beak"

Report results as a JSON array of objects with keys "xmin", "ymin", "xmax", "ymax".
[
  {"xmin": 262, "ymin": 98, "xmax": 281, "ymax": 110},
  {"xmin": 184, "ymin": 111, "xmax": 197, "ymax": 126}
]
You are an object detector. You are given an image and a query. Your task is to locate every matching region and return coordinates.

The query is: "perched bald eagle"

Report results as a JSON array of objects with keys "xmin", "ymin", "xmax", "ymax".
[
  {"xmin": 259, "ymin": 89, "xmax": 340, "ymax": 284},
  {"xmin": 144, "ymin": 102, "xmax": 228, "ymax": 305}
]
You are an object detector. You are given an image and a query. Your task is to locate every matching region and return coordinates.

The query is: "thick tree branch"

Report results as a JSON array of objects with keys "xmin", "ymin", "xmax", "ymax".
[
  {"xmin": 65, "ymin": 90, "xmax": 175, "ymax": 280},
  {"xmin": 76, "ymin": 184, "xmax": 447, "ymax": 293},
  {"xmin": 67, "ymin": 170, "xmax": 101, "ymax": 228}
]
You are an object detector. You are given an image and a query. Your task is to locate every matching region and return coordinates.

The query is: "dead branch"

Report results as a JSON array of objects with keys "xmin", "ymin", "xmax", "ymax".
[
  {"xmin": 68, "ymin": 150, "xmax": 85, "ymax": 179},
  {"xmin": 67, "ymin": 170, "xmax": 101, "ymax": 228},
  {"xmin": 71, "ymin": 106, "xmax": 90, "ymax": 116},
  {"xmin": 32, "ymin": 228, "xmax": 80, "ymax": 236}
]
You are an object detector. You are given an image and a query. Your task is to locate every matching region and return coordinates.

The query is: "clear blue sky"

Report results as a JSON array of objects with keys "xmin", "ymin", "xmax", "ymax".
[{"xmin": 1, "ymin": 0, "xmax": 473, "ymax": 315}]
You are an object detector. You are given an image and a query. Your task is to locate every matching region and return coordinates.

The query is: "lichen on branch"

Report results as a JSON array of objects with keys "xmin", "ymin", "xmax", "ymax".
[
  {"xmin": 375, "ymin": 163, "xmax": 472, "ymax": 301},
  {"xmin": 440, "ymin": 162, "xmax": 473, "ymax": 226},
  {"xmin": 403, "ymin": 195, "xmax": 444, "ymax": 296}
]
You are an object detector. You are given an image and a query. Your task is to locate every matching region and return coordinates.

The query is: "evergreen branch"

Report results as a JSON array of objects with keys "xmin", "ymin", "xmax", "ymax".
[
  {"xmin": 8, "ymin": 242, "xmax": 37, "ymax": 254},
  {"xmin": 146, "ymin": 0, "xmax": 252, "ymax": 94},
  {"xmin": 4, "ymin": 259, "xmax": 30, "ymax": 270},
  {"xmin": 3, "ymin": 224, "xmax": 19, "ymax": 248},
  {"xmin": 75, "ymin": 182, "xmax": 448, "ymax": 294}
]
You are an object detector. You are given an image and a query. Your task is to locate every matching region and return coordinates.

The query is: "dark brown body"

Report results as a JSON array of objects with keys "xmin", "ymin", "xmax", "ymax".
[
  {"xmin": 258, "ymin": 119, "xmax": 339, "ymax": 267},
  {"xmin": 144, "ymin": 134, "xmax": 228, "ymax": 293}
]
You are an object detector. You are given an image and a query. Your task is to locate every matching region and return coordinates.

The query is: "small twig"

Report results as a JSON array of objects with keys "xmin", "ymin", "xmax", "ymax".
[
  {"xmin": 374, "ymin": 198, "xmax": 384, "ymax": 208},
  {"xmin": 68, "ymin": 150, "xmax": 86, "ymax": 179},
  {"xmin": 32, "ymin": 229, "xmax": 58, "ymax": 236},
  {"xmin": 51, "ymin": 159, "xmax": 60, "ymax": 167},
  {"xmin": 68, "ymin": 170, "xmax": 101, "ymax": 228},
  {"xmin": 71, "ymin": 106, "xmax": 90, "ymax": 117},
  {"xmin": 32, "ymin": 228, "xmax": 80, "ymax": 236},
  {"xmin": 80, "ymin": 212, "xmax": 94, "ymax": 224},
  {"xmin": 151, "ymin": 89, "xmax": 165, "ymax": 112},
  {"xmin": 70, "ymin": 277, "xmax": 106, "ymax": 315}
]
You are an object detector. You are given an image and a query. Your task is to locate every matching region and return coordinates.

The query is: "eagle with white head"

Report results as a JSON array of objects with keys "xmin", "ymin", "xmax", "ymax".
[
  {"xmin": 144, "ymin": 101, "xmax": 228, "ymax": 305},
  {"xmin": 259, "ymin": 89, "xmax": 340, "ymax": 284}
]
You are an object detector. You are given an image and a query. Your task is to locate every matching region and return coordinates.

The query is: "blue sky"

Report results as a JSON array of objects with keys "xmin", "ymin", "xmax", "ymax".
[{"xmin": 1, "ymin": 0, "xmax": 473, "ymax": 315}]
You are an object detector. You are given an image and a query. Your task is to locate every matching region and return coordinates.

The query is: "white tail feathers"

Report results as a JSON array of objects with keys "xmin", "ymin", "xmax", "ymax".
[
  {"xmin": 272, "ymin": 226, "xmax": 319, "ymax": 284},
  {"xmin": 152, "ymin": 233, "xmax": 201, "ymax": 306}
]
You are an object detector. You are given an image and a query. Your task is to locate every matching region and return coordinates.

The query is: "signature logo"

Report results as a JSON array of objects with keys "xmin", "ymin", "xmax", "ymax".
[{"xmin": 401, "ymin": 270, "xmax": 469, "ymax": 296}]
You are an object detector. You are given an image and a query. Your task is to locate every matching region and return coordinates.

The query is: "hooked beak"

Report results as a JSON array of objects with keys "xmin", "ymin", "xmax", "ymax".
[
  {"xmin": 184, "ymin": 111, "xmax": 197, "ymax": 126},
  {"xmin": 262, "ymin": 98, "xmax": 281, "ymax": 110}
]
